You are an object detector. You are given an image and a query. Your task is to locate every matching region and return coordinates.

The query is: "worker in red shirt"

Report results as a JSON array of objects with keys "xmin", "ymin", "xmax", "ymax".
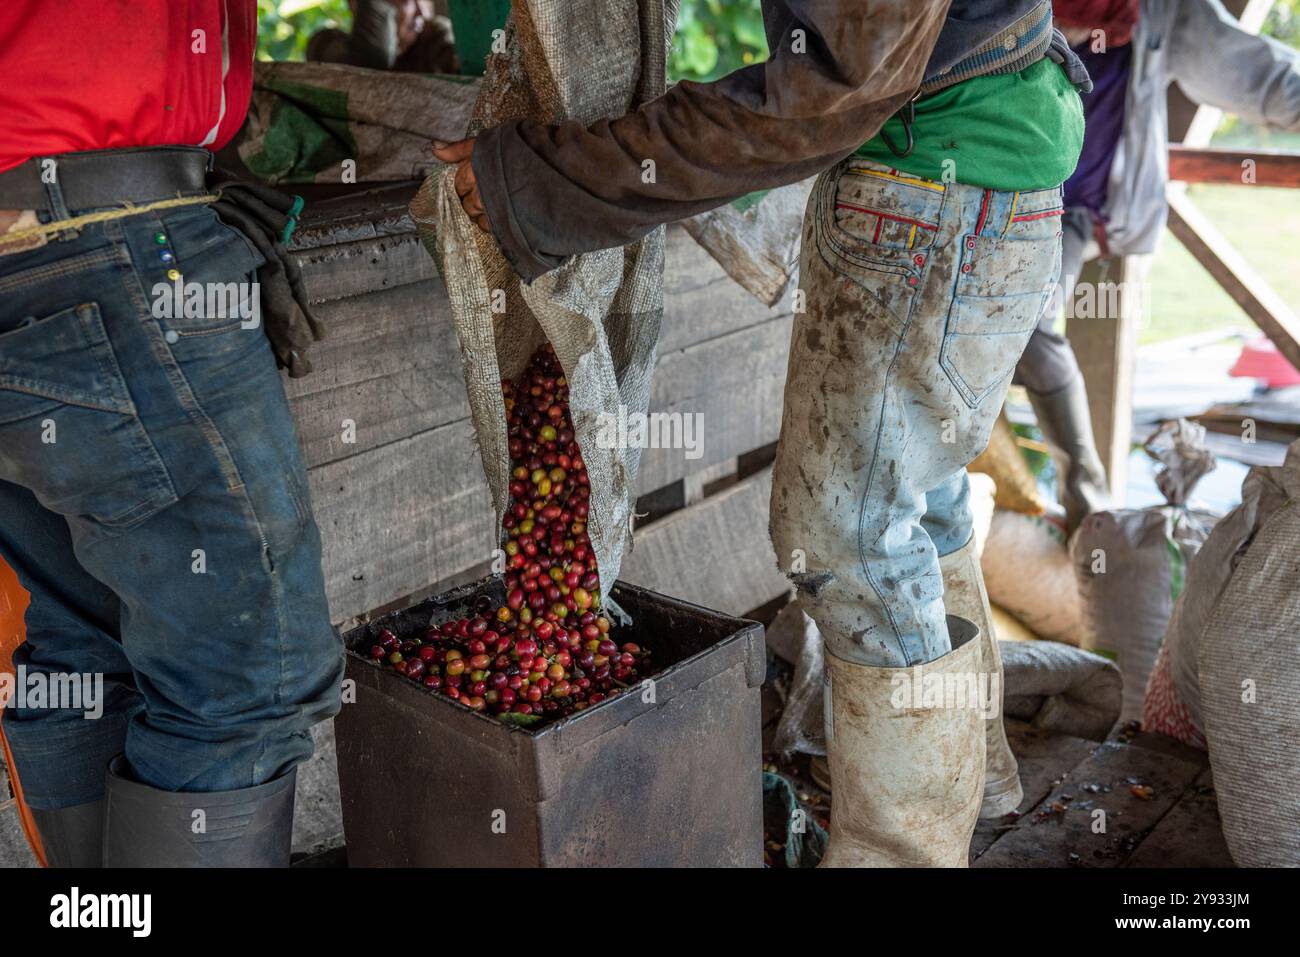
[{"xmin": 0, "ymin": 1, "xmax": 341, "ymax": 867}]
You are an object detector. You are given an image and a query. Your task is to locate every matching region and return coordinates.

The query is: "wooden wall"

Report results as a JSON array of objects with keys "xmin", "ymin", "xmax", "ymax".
[{"xmin": 290, "ymin": 186, "xmax": 795, "ymax": 626}]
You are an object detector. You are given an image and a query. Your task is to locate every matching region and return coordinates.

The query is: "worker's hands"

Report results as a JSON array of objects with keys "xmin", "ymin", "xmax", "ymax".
[{"xmin": 432, "ymin": 137, "xmax": 491, "ymax": 234}]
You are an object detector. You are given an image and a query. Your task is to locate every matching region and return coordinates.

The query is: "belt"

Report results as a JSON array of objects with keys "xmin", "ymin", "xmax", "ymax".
[{"xmin": 0, "ymin": 147, "xmax": 212, "ymax": 212}]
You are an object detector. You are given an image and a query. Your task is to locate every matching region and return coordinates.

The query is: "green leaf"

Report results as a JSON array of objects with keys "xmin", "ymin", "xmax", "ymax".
[{"xmin": 498, "ymin": 712, "xmax": 542, "ymax": 727}]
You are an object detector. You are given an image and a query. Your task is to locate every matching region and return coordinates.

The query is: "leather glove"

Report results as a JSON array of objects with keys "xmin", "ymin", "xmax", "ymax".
[{"xmin": 209, "ymin": 172, "xmax": 324, "ymax": 378}]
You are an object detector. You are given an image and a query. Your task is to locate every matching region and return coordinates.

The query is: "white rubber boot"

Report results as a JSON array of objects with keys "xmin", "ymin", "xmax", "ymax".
[
  {"xmin": 939, "ymin": 538, "xmax": 1023, "ymax": 818},
  {"xmin": 820, "ymin": 617, "xmax": 985, "ymax": 867}
]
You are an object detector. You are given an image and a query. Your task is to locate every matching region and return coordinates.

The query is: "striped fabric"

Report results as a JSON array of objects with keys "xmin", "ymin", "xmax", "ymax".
[{"xmin": 920, "ymin": 0, "xmax": 1055, "ymax": 94}]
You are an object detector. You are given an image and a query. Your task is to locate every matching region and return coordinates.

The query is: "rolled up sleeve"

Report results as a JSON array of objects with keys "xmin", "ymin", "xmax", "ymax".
[{"xmin": 473, "ymin": 0, "xmax": 951, "ymax": 281}]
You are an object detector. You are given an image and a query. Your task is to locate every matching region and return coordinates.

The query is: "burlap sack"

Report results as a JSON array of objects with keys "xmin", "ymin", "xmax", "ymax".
[
  {"xmin": 410, "ymin": 0, "xmax": 678, "ymax": 594},
  {"xmin": 1155, "ymin": 438, "xmax": 1300, "ymax": 866},
  {"xmin": 982, "ymin": 509, "xmax": 1084, "ymax": 646},
  {"xmin": 1000, "ymin": 640, "xmax": 1122, "ymax": 742},
  {"xmin": 238, "ymin": 61, "xmax": 480, "ymax": 183},
  {"xmin": 1071, "ymin": 420, "xmax": 1214, "ymax": 721}
]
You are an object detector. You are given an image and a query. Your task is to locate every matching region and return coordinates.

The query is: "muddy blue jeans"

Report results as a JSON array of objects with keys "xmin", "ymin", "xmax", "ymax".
[
  {"xmin": 0, "ymin": 201, "xmax": 342, "ymax": 808},
  {"xmin": 771, "ymin": 158, "xmax": 1063, "ymax": 667}
]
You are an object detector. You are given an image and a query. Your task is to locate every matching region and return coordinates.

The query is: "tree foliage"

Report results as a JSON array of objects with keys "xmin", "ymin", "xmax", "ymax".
[
  {"xmin": 256, "ymin": 0, "xmax": 350, "ymax": 61},
  {"xmin": 254, "ymin": 0, "xmax": 770, "ymax": 76},
  {"xmin": 668, "ymin": 0, "xmax": 768, "ymax": 82}
]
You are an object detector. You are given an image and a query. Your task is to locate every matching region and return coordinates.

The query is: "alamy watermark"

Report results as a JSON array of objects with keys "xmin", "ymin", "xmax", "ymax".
[
  {"xmin": 151, "ymin": 277, "xmax": 260, "ymax": 329},
  {"xmin": 594, "ymin": 405, "xmax": 704, "ymax": 459},
  {"xmin": 890, "ymin": 667, "xmax": 1000, "ymax": 719},
  {"xmin": 1048, "ymin": 273, "xmax": 1153, "ymax": 324},
  {"xmin": 0, "ymin": 666, "xmax": 103, "ymax": 719}
]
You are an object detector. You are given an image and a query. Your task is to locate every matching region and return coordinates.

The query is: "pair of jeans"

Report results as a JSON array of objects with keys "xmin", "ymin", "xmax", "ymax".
[
  {"xmin": 1013, "ymin": 204, "xmax": 1092, "ymax": 396},
  {"xmin": 770, "ymin": 157, "xmax": 1063, "ymax": 667},
  {"xmin": 0, "ymin": 198, "xmax": 342, "ymax": 808}
]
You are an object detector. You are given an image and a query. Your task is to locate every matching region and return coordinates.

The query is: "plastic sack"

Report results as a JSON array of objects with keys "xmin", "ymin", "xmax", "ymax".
[{"xmin": 410, "ymin": 0, "xmax": 677, "ymax": 593}]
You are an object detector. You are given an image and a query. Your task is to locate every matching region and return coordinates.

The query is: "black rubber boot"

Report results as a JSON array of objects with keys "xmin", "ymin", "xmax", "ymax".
[
  {"xmin": 31, "ymin": 801, "xmax": 105, "ymax": 867},
  {"xmin": 103, "ymin": 756, "xmax": 296, "ymax": 868}
]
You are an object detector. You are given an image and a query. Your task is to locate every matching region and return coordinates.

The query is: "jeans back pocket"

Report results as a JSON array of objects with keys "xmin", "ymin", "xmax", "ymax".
[
  {"xmin": 0, "ymin": 302, "xmax": 178, "ymax": 528},
  {"xmin": 940, "ymin": 233, "xmax": 1061, "ymax": 408}
]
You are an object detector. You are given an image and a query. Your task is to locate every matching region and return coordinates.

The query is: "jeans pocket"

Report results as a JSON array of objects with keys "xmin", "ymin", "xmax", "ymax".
[
  {"xmin": 940, "ymin": 233, "xmax": 1060, "ymax": 408},
  {"xmin": 143, "ymin": 206, "xmax": 264, "ymax": 338},
  {"xmin": 0, "ymin": 302, "xmax": 178, "ymax": 528},
  {"xmin": 834, "ymin": 158, "xmax": 947, "ymax": 253}
]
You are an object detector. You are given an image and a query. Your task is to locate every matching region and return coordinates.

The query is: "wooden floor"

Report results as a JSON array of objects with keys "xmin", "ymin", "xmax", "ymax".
[
  {"xmin": 970, "ymin": 720, "xmax": 1232, "ymax": 867},
  {"xmin": 773, "ymin": 717, "xmax": 1233, "ymax": 868}
]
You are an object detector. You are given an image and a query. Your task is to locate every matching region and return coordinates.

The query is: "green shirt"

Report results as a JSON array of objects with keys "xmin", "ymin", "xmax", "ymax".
[{"xmin": 855, "ymin": 57, "xmax": 1084, "ymax": 192}]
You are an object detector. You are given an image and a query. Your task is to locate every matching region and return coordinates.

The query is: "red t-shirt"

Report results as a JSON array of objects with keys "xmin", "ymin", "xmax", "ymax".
[{"xmin": 0, "ymin": 0, "xmax": 256, "ymax": 173}]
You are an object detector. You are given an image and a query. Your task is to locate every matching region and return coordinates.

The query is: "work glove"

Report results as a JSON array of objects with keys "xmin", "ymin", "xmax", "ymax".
[{"xmin": 208, "ymin": 172, "xmax": 324, "ymax": 377}]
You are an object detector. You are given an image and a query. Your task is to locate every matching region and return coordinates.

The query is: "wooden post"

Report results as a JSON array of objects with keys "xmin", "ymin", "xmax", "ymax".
[{"xmin": 1065, "ymin": 256, "xmax": 1146, "ymax": 503}]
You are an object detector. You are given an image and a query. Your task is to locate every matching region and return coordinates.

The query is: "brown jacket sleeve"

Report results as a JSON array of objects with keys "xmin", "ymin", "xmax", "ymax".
[{"xmin": 472, "ymin": 0, "xmax": 951, "ymax": 281}]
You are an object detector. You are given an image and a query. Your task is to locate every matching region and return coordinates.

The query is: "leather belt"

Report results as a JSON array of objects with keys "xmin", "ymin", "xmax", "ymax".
[{"xmin": 0, "ymin": 147, "xmax": 212, "ymax": 212}]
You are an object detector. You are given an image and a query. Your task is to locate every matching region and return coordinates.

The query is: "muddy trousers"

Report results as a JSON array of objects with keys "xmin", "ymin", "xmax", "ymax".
[{"xmin": 771, "ymin": 159, "xmax": 1064, "ymax": 667}]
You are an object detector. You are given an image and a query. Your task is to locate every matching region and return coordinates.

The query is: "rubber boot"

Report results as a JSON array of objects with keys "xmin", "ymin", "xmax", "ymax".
[
  {"xmin": 939, "ymin": 539, "xmax": 1023, "ymax": 818},
  {"xmin": 103, "ymin": 756, "xmax": 296, "ymax": 867},
  {"xmin": 30, "ymin": 801, "xmax": 104, "ymax": 867},
  {"xmin": 819, "ymin": 617, "xmax": 985, "ymax": 868},
  {"xmin": 1028, "ymin": 375, "xmax": 1110, "ymax": 532}
]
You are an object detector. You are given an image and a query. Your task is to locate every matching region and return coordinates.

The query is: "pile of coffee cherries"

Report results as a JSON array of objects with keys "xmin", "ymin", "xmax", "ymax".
[{"xmin": 368, "ymin": 345, "xmax": 652, "ymax": 724}]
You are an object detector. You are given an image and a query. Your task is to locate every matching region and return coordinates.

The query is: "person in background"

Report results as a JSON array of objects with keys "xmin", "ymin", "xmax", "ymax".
[
  {"xmin": 308, "ymin": 0, "xmax": 460, "ymax": 74},
  {"xmin": 1014, "ymin": 0, "xmax": 1300, "ymax": 532},
  {"xmin": 0, "ymin": 0, "xmax": 341, "ymax": 867},
  {"xmin": 436, "ymin": 0, "xmax": 1089, "ymax": 867}
]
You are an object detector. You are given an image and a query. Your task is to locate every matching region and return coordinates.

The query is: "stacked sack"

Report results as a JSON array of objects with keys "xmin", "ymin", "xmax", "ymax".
[
  {"xmin": 1070, "ymin": 420, "xmax": 1215, "ymax": 722},
  {"xmin": 1144, "ymin": 438, "xmax": 1300, "ymax": 867}
]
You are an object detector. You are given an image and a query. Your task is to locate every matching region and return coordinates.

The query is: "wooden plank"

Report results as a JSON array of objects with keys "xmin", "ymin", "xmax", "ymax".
[
  {"xmin": 661, "ymin": 223, "xmax": 794, "ymax": 351},
  {"xmin": 298, "ymin": 234, "xmax": 435, "ymax": 304},
  {"xmin": 638, "ymin": 315, "xmax": 791, "ymax": 493},
  {"xmin": 971, "ymin": 720, "xmax": 1098, "ymax": 860},
  {"xmin": 1168, "ymin": 146, "xmax": 1300, "ymax": 189},
  {"xmin": 684, "ymin": 457, "xmax": 738, "ymax": 505},
  {"xmin": 974, "ymin": 737, "xmax": 1204, "ymax": 868},
  {"xmin": 286, "ymin": 281, "xmax": 466, "ymax": 468},
  {"xmin": 1166, "ymin": 187, "xmax": 1300, "ymax": 372},
  {"xmin": 620, "ymin": 467, "xmax": 790, "ymax": 617},
  {"xmin": 309, "ymin": 420, "xmax": 498, "ymax": 623},
  {"xmin": 1065, "ymin": 255, "xmax": 1144, "ymax": 505},
  {"xmin": 292, "ymin": 184, "xmax": 423, "ymax": 249},
  {"xmin": 1125, "ymin": 768, "xmax": 1234, "ymax": 868}
]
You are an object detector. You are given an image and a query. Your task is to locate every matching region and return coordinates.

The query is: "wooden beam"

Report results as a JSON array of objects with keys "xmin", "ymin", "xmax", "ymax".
[
  {"xmin": 1168, "ymin": 146, "xmax": 1300, "ymax": 188},
  {"xmin": 1065, "ymin": 256, "xmax": 1145, "ymax": 505},
  {"xmin": 1165, "ymin": 186, "xmax": 1300, "ymax": 371}
]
